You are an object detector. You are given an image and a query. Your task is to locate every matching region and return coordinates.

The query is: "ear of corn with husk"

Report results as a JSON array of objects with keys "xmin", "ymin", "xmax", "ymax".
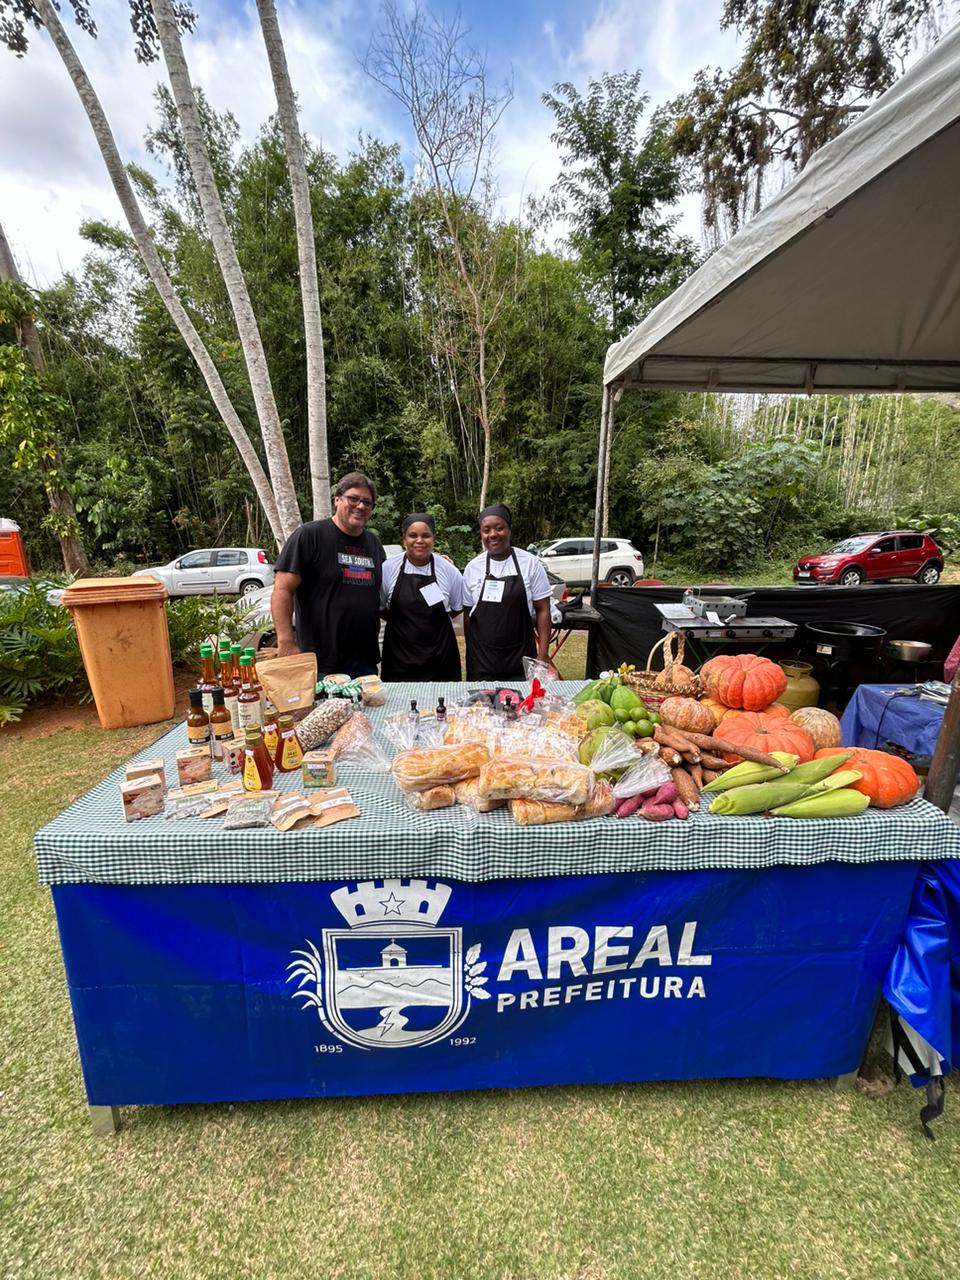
[
  {"xmin": 709, "ymin": 779, "xmax": 814, "ymax": 815},
  {"xmin": 700, "ymin": 752, "xmax": 798, "ymax": 793},
  {"xmin": 770, "ymin": 789, "xmax": 870, "ymax": 818}
]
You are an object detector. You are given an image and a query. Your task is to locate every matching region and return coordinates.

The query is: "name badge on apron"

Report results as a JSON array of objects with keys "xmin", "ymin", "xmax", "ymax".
[
  {"xmin": 419, "ymin": 581, "xmax": 444, "ymax": 608},
  {"xmin": 481, "ymin": 578, "xmax": 505, "ymax": 604}
]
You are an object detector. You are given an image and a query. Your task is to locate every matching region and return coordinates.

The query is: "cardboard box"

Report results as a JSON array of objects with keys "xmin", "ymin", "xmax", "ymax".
[
  {"xmin": 176, "ymin": 746, "xmax": 213, "ymax": 786},
  {"xmin": 120, "ymin": 773, "xmax": 165, "ymax": 821},
  {"xmin": 302, "ymin": 749, "xmax": 336, "ymax": 789},
  {"xmin": 125, "ymin": 757, "xmax": 167, "ymax": 791}
]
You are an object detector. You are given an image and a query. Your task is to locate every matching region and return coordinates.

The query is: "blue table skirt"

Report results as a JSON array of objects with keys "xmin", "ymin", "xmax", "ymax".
[
  {"xmin": 840, "ymin": 683, "xmax": 944, "ymax": 758},
  {"xmin": 53, "ymin": 862, "xmax": 920, "ymax": 1106}
]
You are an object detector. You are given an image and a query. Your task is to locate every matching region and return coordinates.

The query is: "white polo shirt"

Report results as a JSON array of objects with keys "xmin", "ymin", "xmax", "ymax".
[
  {"xmin": 380, "ymin": 554, "xmax": 467, "ymax": 613},
  {"xmin": 462, "ymin": 547, "xmax": 553, "ymax": 617}
]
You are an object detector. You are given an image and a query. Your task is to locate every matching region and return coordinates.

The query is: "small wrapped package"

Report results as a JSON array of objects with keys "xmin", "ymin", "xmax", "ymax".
[
  {"xmin": 357, "ymin": 674, "xmax": 386, "ymax": 707},
  {"xmin": 270, "ymin": 794, "xmax": 315, "ymax": 831},
  {"xmin": 197, "ymin": 780, "xmax": 245, "ymax": 818},
  {"xmin": 302, "ymin": 749, "xmax": 336, "ymax": 789},
  {"xmin": 120, "ymin": 773, "xmax": 165, "ymax": 821},
  {"xmin": 454, "ymin": 777, "xmax": 504, "ymax": 813},
  {"xmin": 477, "ymin": 757, "xmax": 594, "ymax": 805},
  {"xmin": 310, "ymin": 787, "xmax": 361, "ymax": 828},
  {"xmin": 405, "ymin": 785, "xmax": 456, "ymax": 812},
  {"xmin": 224, "ymin": 795, "xmax": 275, "ymax": 830},
  {"xmin": 125, "ymin": 758, "xmax": 167, "ymax": 792},
  {"xmin": 176, "ymin": 746, "xmax": 213, "ymax": 787},
  {"xmin": 391, "ymin": 742, "xmax": 490, "ymax": 792}
]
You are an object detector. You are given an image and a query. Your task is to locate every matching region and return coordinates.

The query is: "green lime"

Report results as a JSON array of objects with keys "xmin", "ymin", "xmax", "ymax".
[
  {"xmin": 635, "ymin": 720, "xmax": 654, "ymax": 738},
  {"xmin": 646, "ymin": 711, "xmax": 662, "ymax": 725},
  {"xmin": 623, "ymin": 720, "xmax": 637, "ymax": 735},
  {"xmin": 614, "ymin": 707, "xmax": 630, "ymax": 723}
]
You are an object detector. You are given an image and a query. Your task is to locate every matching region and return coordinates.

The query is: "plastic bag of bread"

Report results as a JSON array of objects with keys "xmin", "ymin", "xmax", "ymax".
[
  {"xmin": 328, "ymin": 711, "xmax": 388, "ymax": 769},
  {"xmin": 509, "ymin": 780, "xmax": 614, "ymax": 825},
  {"xmin": 477, "ymin": 757, "xmax": 593, "ymax": 805},
  {"xmin": 510, "ymin": 798, "xmax": 578, "ymax": 825},
  {"xmin": 405, "ymin": 785, "xmax": 456, "ymax": 811},
  {"xmin": 454, "ymin": 777, "xmax": 505, "ymax": 813},
  {"xmin": 391, "ymin": 742, "xmax": 490, "ymax": 792}
]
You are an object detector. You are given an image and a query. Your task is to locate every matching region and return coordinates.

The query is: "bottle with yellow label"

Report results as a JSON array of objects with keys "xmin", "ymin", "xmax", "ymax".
[
  {"xmin": 274, "ymin": 714, "xmax": 304, "ymax": 772},
  {"xmin": 262, "ymin": 699, "xmax": 280, "ymax": 757},
  {"xmin": 242, "ymin": 726, "xmax": 274, "ymax": 792}
]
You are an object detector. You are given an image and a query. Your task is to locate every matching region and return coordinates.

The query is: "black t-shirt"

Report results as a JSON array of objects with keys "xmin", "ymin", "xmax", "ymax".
[{"xmin": 275, "ymin": 519, "xmax": 385, "ymax": 672}]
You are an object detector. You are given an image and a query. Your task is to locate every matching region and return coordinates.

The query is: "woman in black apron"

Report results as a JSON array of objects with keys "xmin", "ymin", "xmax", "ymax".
[
  {"xmin": 464, "ymin": 504, "xmax": 554, "ymax": 681},
  {"xmin": 380, "ymin": 514, "xmax": 463, "ymax": 681}
]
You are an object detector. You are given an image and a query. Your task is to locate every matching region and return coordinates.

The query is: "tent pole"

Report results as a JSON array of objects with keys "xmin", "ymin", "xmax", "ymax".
[
  {"xmin": 591, "ymin": 384, "xmax": 614, "ymax": 596},
  {"xmin": 923, "ymin": 672, "xmax": 960, "ymax": 813}
]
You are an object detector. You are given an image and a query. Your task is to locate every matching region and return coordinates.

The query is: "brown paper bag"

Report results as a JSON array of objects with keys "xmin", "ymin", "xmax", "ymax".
[{"xmin": 257, "ymin": 652, "xmax": 318, "ymax": 714}]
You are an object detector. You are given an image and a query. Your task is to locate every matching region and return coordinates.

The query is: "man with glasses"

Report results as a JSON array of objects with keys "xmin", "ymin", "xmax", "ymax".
[{"xmin": 271, "ymin": 471, "xmax": 386, "ymax": 676}]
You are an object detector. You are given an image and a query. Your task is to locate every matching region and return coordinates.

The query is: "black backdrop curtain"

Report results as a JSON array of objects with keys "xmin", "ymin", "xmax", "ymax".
[{"xmin": 586, "ymin": 585, "xmax": 960, "ymax": 678}]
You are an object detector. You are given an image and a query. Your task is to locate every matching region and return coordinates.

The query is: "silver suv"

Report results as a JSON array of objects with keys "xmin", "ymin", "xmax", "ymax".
[
  {"xmin": 132, "ymin": 547, "xmax": 275, "ymax": 597},
  {"xmin": 539, "ymin": 537, "xmax": 644, "ymax": 588}
]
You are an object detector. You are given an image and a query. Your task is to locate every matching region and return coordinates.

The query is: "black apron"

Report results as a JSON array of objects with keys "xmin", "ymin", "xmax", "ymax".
[
  {"xmin": 381, "ymin": 555, "xmax": 462, "ymax": 682},
  {"xmin": 466, "ymin": 550, "xmax": 536, "ymax": 681}
]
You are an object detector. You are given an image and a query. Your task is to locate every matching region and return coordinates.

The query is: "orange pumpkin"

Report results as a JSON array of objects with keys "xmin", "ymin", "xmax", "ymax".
[
  {"xmin": 700, "ymin": 654, "xmax": 788, "ymax": 711},
  {"xmin": 762, "ymin": 703, "xmax": 791, "ymax": 719},
  {"xmin": 814, "ymin": 747, "xmax": 920, "ymax": 808},
  {"xmin": 700, "ymin": 696, "xmax": 737, "ymax": 724},
  {"xmin": 719, "ymin": 711, "xmax": 815, "ymax": 764},
  {"xmin": 790, "ymin": 706, "xmax": 842, "ymax": 750},
  {"xmin": 660, "ymin": 697, "xmax": 716, "ymax": 735}
]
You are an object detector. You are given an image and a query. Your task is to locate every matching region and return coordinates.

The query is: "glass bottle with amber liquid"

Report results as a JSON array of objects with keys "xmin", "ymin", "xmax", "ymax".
[
  {"xmin": 244, "ymin": 647, "xmax": 265, "ymax": 716},
  {"xmin": 242, "ymin": 726, "xmax": 274, "ymax": 791},
  {"xmin": 186, "ymin": 688, "xmax": 211, "ymax": 752},
  {"xmin": 198, "ymin": 643, "xmax": 220, "ymax": 717},
  {"xmin": 209, "ymin": 687, "xmax": 234, "ymax": 761},
  {"xmin": 237, "ymin": 655, "xmax": 263, "ymax": 731},
  {"xmin": 274, "ymin": 713, "xmax": 304, "ymax": 772}
]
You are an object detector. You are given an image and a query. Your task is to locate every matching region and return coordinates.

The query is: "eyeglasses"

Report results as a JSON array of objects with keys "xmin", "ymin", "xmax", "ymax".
[{"xmin": 341, "ymin": 494, "xmax": 374, "ymax": 509}]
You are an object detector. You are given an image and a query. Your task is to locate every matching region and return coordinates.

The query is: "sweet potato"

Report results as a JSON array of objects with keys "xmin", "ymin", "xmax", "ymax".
[
  {"xmin": 615, "ymin": 796, "xmax": 642, "ymax": 818},
  {"xmin": 638, "ymin": 802, "xmax": 674, "ymax": 821},
  {"xmin": 652, "ymin": 782, "xmax": 678, "ymax": 806},
  {"xmin": 672, "ymin": 799, "xmax": 690, "ymax": 820}
]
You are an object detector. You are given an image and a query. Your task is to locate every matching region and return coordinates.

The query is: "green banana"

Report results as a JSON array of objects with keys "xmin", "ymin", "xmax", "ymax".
[
  {"xmin": 770, "ymin": 789, "xmax": 870, "ymax": 818},
  {"xmin": 785, "ymin": 753, "xmax": 853, "ymax": 785},
  {"xmin": 709, "ymin": 778, "xmax": 813, "ymax": 815},
  {"xmin": 701, "ymin": 752, "xmax": 798, "ymax": 793},
  {"xmin": 797, "ymin": 769, "xmax": 863, "ymax": 799}
]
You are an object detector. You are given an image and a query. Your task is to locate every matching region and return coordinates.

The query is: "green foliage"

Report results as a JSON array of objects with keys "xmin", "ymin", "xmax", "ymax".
[
  {"xmin": 543, "ymin": 72, "xmax": 697, "ymax": 336},
  {"xmin": 667, "ymin": 0, "xmax": 947, "ymax": 235},
  {"xmin": 0, "ymin": 582, "xmax": 87, "ymax": 723},
  {"xmin": 164, "ymin": 595, "xmax": 254, "ymax": 667}
]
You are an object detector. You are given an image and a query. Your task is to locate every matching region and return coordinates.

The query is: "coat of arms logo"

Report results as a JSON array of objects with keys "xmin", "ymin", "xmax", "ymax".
[{"xmin": 287, "ymin": 878, "xmax": 489, "ymax": 1049}]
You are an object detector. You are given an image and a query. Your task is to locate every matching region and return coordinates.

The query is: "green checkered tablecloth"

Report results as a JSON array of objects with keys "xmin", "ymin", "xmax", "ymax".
[{"xmin": 35, "ymin": 682, "xmax": 960, "ymax": 886}]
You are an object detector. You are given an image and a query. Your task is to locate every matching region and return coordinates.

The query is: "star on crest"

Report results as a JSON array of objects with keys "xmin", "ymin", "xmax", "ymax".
[{"xmin": 379, "ymin": 891, "xmax": 405, "ymax": 917}]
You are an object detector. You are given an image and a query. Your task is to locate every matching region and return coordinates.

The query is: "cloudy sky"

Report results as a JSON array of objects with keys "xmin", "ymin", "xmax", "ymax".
[{"xmin": 1, "ymin": 0, "xmax": 742, "ymax": 286}]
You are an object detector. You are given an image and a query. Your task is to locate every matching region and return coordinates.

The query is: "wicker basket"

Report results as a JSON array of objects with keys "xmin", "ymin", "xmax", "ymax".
[{"xmin": 623, "ymin": 631, "xmax": 701, "ymax": 705}]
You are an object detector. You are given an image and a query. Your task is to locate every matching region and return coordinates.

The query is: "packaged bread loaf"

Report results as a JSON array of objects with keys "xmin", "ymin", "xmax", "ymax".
[
  {"xmin": 405, "ymin": 785, "xmax": 456, "ymax": 812},
  {"xmin": 391, "ymin": 742, "xmax": 490, "ymax": 791},
  {"xmin": 509, "ymin": 780, "xmax": 614, "ymax": 826},
  {"xmin": 510, "ymin": 798, "xmax": 579, "ymax": 825},
  {"xmin": 454, "ymin": 777, "xmax": 505, "ymax": 813},
  {"xmin": 477, "ymin": 757, "xmax": 593, "ymax": 805}
]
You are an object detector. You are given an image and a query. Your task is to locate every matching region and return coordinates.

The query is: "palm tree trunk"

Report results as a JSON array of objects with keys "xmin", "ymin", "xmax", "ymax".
[
  {"xmin": 33, "ymin": 0, "xmax": 286, "ymax": 547},
  {"xmin": 0, "ymin": 216, "xmax": 90, "ymax": 577},
  {"xmin": 256, "ymin": 0, "xmax": 331, "ymax": 520},
  {"xmin": 151, "ymin": 0, "xmax": 302, "ymax": 539}
]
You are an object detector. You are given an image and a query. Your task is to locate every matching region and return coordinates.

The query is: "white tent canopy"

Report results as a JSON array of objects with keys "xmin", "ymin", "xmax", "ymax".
[{"xmin": 603, "ymin": 22, "xmax": 960, "ymax": 394}]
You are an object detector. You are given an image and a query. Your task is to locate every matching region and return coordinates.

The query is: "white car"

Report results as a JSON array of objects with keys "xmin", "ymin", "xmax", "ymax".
[
  {"xmin": 132, "ymin": 547, "xmax": 275, "ymax": 597},
  {"xmin": 539, "ymin": 537, "xmax": 644, "ymax": 588}
]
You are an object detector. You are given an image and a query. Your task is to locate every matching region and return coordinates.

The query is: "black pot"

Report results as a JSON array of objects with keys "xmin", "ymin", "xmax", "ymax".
[{"xmin": 805, "ymin": 620, "xmax": 887, "ymax": 662}]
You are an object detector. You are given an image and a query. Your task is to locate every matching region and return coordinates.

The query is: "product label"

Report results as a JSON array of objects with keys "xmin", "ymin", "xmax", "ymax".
[
  {"xmin": 238, "ymin": 700, "xmax": 262, "ymax": 730},
  {"xmin": 243, "ymin": 754, "xmax": 263, "ymax": 791},
  {"xmin": 201, "ymin": 691, "xmax": 214, "ymax": 717},
  {"xmin": 263, "ymin": 723, "xmax": 279, "ymax": 755},
  {"xmin": 212, "ymin": 725, "xmax": 233, "ymax": 760},
  {"xmin": 280, "ymin": 735, "xmax": 304, "ymax": 771},
  {"xmin": 187, "ymin": 723, "xmax": 211, "ymax": 747}
]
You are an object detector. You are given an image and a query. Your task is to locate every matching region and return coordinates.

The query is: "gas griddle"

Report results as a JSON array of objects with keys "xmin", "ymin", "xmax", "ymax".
[{"xmin": 655, "ymin": 602, "xmax": 797, "ymax": 643}]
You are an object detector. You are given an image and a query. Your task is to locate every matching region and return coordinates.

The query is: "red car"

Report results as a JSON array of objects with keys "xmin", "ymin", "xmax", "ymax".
[{"xmin": 794, "ymin": 530, "xmax": 944, "ymax": 586}]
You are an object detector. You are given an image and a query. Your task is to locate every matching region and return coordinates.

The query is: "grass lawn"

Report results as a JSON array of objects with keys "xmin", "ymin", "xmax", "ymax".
[{"xmin": 3, "ymin": 713, "xmax": 959, "ymax": 1280}]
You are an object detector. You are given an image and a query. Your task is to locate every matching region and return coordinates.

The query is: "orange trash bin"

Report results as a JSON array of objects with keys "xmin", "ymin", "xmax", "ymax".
[{"xmin": 62, "ymin": 577, "xmax": 175, "ymax": 729}]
